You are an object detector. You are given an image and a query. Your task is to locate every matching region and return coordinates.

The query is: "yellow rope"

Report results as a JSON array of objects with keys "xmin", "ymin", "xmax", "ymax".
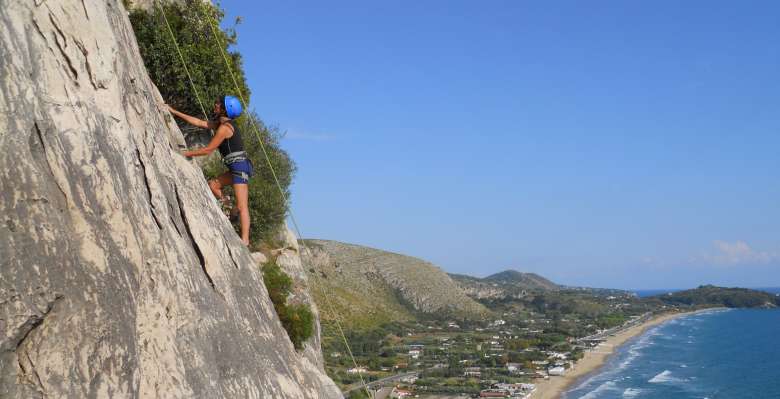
[
  {"xmin": 202, "ymin": 9, "xmax": 373, "ymax": 398},
  {"xmin": 157, "ymin": 2, "xmax": 209, "ymax": 121},
  {"xmin": 158, "ymin": 2, "xmax": 372, "ymax": 395},
  {"xmin": 202, "ymin": 9, "xmax": 373, "ymax": 397}
]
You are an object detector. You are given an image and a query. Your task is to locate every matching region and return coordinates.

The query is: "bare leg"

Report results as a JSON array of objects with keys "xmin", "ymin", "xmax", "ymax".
[
  {"xmin": 233, "ymin": 183, "xmax": 250, "ymax": 245},
  {"xmin": 209, "ymin": 172, "xmax": 233, "ymax": 204}
]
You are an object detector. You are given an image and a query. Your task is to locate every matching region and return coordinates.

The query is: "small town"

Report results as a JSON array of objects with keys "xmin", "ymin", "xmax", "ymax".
[{"xmin": 329, "ymin": 297, "xmax": 653, "ymax": 399}]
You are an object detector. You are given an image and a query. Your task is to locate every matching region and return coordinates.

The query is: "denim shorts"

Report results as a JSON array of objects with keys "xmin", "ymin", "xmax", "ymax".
[{"xmin": 227, "ymin": 159, "xmax": 253, "ymax": 185}]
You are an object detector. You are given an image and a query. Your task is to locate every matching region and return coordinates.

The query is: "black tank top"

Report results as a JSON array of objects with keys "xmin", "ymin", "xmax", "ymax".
[{"xmin": 217, "ymin": 121, "xmax": 244, "ymax": 157}]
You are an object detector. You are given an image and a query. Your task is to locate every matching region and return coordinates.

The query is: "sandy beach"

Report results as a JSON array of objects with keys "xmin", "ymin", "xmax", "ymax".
[{"xmin": 530, "ymin": 310, "xmax": 704, "ymax": 399}]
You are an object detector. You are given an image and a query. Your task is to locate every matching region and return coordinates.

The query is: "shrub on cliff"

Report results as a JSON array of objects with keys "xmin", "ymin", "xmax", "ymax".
[
  {"xmin": 262, "ymin": 262, "xmax": 315, "ymax": 350},
  {"xmin": 127, "ymin": 1, "xmax": 294, "ymax": 242},
  {"xmin": 128, "ymin": 0, "xmax": 248, "ymax": 121}
]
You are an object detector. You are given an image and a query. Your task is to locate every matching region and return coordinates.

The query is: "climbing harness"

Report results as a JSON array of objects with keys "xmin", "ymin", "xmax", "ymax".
[
  {"xmin": 222, "ymin": 150, "xmax": 248, "ymax": 165},
  {"xmin": 155, "ymin": 2, "xmax": 370, "ymax": 395}
]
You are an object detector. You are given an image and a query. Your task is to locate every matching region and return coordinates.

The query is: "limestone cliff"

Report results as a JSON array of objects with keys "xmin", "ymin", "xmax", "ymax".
[
  {"xmin": 0, "ymin": 1, "xmax": 340, "ymax": 397},
  {"xmin": 256, "ymin": 226, "xmax": 327, "ymax": 368}
]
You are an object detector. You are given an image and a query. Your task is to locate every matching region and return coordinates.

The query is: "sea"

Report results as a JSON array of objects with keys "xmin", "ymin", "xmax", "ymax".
[
  {"xmin": 632, "ymin": 287, "xmax": 780, "ymax": 297},
  {"xmin": 562, "ymin": 308, "xmax": 780, "ymax": 399}
]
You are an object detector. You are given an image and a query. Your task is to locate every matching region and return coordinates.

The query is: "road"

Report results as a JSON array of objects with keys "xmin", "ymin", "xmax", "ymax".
[
  {"xmin": 577, "ymin": 312, "xmax": 653, "ymax": 342},
  {"xmin": 342, "ymin": 371, "xmax": 419, "ymax": 395}
]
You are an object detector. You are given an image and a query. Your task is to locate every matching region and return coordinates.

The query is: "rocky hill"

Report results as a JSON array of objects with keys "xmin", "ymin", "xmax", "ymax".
[
  {"xmin": 450, "ymin": 269, "xmax": 559, "ymax": 300},
  {"xmin": 650, "ymin": 285, "xmax": 780, "ymax": 308},
  {"xmin": 0, "ymin": 1, "xmax": 339, "ymax": 398},
  {"xmin": 484, "ymin": 270, "xmax": 559, "ymax": 289},
  {"xmin": 302, "ymin": 240, "xmax": 489, "ymax": 329}
]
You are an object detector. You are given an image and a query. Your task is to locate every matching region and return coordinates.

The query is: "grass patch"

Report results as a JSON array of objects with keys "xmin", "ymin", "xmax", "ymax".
[{"xmin": 263, "ymin": 261, "xmax": 314, "ymax": 350}]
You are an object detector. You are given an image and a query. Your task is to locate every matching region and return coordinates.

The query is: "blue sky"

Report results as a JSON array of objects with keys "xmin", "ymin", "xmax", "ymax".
[{"xmin": 219, "ymin": 1, "xmax": 779, "ymax": 289}]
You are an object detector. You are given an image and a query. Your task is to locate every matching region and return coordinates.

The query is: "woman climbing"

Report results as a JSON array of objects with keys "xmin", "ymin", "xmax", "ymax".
[{"xmin": 167, "ymin": 95, "xmax": 253, "ymax": 245}]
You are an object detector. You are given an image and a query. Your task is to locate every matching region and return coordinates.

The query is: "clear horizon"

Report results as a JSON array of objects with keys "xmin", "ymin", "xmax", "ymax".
[{"xmin": 221, "ymin": 0, "xmax": 780, "ymax": 289}]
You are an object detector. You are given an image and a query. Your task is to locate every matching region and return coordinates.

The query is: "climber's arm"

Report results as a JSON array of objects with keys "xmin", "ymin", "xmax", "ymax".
[
  {"xmin": 167, "ymin": 105, "xmax": 219, "ymax": 129},
  {"xmin": 182, "ymin": 124, "xmax": 230, "ymax": 158}
]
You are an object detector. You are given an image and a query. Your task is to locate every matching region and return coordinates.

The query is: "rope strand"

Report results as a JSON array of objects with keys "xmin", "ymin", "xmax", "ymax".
[
  {"xmin": 157, "ymin": 2, "xmax": 209, "ymax": 121},
  {"xmin": 158, "ymin": 2, "xmax": 371, "ymax": 396},
  {"xmin": 202, "ymin": 10, "xmax": 372, "ymax": 397}
]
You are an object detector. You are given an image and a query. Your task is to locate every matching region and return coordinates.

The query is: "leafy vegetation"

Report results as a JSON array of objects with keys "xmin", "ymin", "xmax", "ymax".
[
  {"xmin": 317, "ymin": 266, "xmax": 779, "ymax": 393},
  {"xmin": 128, "ymin": 0, "xmax": 294, "ymax": 242},
  {"xmin": 650, "ymin": 285, "xmax": 779, "ymax": 308},
  {"xmin": 262, "ymin": 262, "xmax": 315, "ymax": 350},
  {"xmin": 309, "ymin": 248, "xmax": 779, "ymax": 393},
  {"xmin": 303, "ymin": 240, "xmax": 487, "ymax": 335}
]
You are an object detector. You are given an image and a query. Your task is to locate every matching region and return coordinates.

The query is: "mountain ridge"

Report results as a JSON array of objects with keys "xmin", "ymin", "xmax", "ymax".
[
  {"xmin": 302, "ymin": 239, "xmax": 490, "ymax": 328},
  {"xmin": 449, "ymin": 269, "xmax": 560, "ymax": 300}
]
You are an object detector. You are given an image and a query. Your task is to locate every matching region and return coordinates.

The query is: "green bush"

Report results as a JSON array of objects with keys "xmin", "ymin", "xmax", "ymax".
[
  {"xmin": 128, "ymin": 1, "xmax": 294, "ymax": 242},
  {"xmin": 262, "ymin": 262, "xmax": 315, "ymax": 350},
  {"xmin": 128, "ymin": 1, "xmax": 249, "ymax": 123}
]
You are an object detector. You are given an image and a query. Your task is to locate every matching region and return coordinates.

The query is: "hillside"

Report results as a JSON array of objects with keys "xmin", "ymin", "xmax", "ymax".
[
  {"xmin": 650, "ymin": 285, "xmax": 780, "ymax": 308},
  {"xmin": 450, "ymin": 269, "xmax": 560, "ymax": 300},
  {"xmin": 0, "ymin": 2, "xmax": 338, "ymax": 398},
  {"xmin": 485, "ymin": 270, "xmax": 559, "ymax": 290},
  {"xmin": 302, "ymin": 240, "xmax": 489, "ymax": 329}
]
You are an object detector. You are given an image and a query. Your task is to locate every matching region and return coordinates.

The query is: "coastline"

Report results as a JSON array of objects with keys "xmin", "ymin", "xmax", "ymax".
[{"xmin": 529, "ymin": 309, "xmax": 717, "ymax": 399}]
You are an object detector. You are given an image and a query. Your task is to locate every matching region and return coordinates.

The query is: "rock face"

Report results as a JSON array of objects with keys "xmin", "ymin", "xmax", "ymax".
[
  {"xmin": 449, "ymin": 276, "xmax": 512, "ymax": 300},
  {"xmin": 303, "ymin": 240, "xmax": 489, "ymax": 327},
  {"xmin": 0, "ymin": 1, "xmax": 340, "ymax": 398},
  {"xmin": 269, "ymin": 226, "xmax": 327, "ymax": 368}
]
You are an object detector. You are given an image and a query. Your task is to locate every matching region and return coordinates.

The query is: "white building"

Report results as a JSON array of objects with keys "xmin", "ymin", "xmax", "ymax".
[
  {"xmin": 390, "ymin": 388, "xmax": 414, "ymax": 398},
  {"xmin": 548, "ymin": 366, "xmax": 566, "ymax": 376},
  {"xmin": 548, "ymin": 352, "xmax": 568, "ymax": 360},
  {"xmin": 464, "ymin": 367, "xmax": 482, "ymax": 377},
  {"xmin": 347, "ymin": 367, "xmax": 367, "ymax": 374}
]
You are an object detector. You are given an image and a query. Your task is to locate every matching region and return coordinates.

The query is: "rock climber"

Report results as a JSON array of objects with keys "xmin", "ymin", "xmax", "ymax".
[{"xmin": 167, "ymin": 95, "xmax": 253, "ymax": 245}]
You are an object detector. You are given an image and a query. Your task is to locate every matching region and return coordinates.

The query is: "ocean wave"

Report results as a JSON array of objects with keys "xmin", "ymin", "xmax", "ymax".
[
  {"xmin": 579, "ymin": 381, "xmax": 619, "ymax": 399},
  {"xmin": 613, "ymin": 325, "xmax": 665, "ymax": 372},
  {"xmin": 617, "ymin": 355, "xmax": 637, "ymax": 371},
  {"xmin": 683, "ymin": 308, "xmax": 732, "ymax": 321},
  {"xmin": 568, "ymin": 370, "xmax": 623, "ymax": 392},
  {"xmin": 569, "ymin": 371, "xmax": 607, "ymax": 393},
  {"xmin": 632, "ymin": 328, "xmax": 660, "ymax": 348},
  {"xmin": 618, "ymin": 346, "xmax": 647, "ymax": 371},
  {"xmin": 622, "ymin": 388, "xmax": 643, "ymax": 398},
  {"xmin": 648, "ymin": 370, "xmax": 686, "ymax": 384}
]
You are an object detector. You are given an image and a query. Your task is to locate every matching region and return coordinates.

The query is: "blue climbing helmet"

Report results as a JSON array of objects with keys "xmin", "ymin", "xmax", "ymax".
[{"xmin": 222, "ymin": 95, "xmax": 243, "ymax": 119}]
